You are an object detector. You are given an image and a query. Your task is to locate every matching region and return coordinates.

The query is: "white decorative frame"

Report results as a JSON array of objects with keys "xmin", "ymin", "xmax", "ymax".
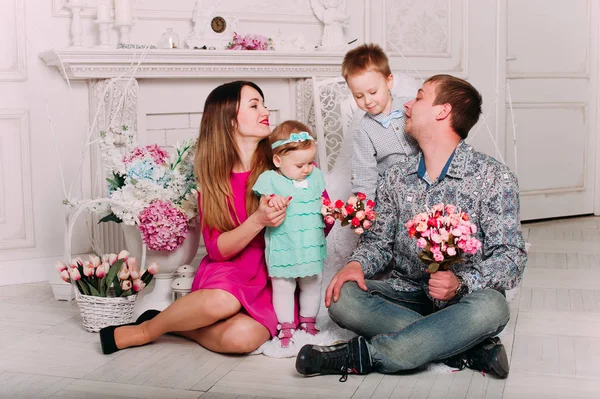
[
  {"xmin": 0, "ymin": 0, "xmax": 27, "ymax": 81},
  {"xmin": 0, "ymin": 109, "xmax": 35, "ymax": 249}
]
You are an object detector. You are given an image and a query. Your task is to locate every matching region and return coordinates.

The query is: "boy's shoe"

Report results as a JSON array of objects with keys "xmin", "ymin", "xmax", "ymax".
[
  {"xmin": 444, "ymin": 337, "xmax": 510, "ymax": 379},
  {"xmin": 295, "ymin": 336, "xmax": 372, "ymax": 382}
]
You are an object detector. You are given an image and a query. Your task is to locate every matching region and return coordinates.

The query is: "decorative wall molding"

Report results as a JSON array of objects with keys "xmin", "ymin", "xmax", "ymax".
[
  {"xmin": 507, "ymin": 0, "xmax": 591, "ymax": 79},
  {"xmin": 381, "ymin": 0, "xmax": 467, "ymax": 77},
  {"xmin": 0, "ymin": 109, "xmax": 35, "ymax": 249},
  {"xmin": 509, "ymin": 102, "xmax": 588, "ymax": 196},
  {"xmin": 39, "ymin": 49, "xmax": 344, "ymax": 80},
  {"xmin": 0, "ymin": 256, "xmax": 52, "ymax": 286},
  {"xmin": 0, "ymin": 0, "xmax": 27, "ymax": 81}
]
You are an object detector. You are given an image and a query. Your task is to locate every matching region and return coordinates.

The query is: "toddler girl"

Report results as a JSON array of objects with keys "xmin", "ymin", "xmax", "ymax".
[{"xmin": 252, "ymin": 120, "xmax": 327, "ymax": 347}]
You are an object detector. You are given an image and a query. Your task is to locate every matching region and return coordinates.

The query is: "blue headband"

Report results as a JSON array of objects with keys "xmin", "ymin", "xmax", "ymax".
[{"xmin": 271, "ymin": 131, "xmax": 315, "ymax": 149}]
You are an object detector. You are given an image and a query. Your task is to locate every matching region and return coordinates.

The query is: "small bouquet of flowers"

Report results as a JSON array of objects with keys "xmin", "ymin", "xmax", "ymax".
[
  {"xmin": 225, "ymin": 32, "xmax": 274, "ymax": 50},
  {"xmin": 321, "ymin": 192, "xmax": 377, "ymax": 234},
  {"xmin": 56, "ymin": 250, "xmax": 159, "ymax": 297},
  {"xmin": 406, "ymin": 203, "xmax": 482, "ymax": 273}
]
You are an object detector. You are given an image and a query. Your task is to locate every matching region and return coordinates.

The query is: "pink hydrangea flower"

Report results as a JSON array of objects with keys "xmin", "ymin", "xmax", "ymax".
[
  {"xmin": 137, "ymin": 200, "xmax": 188, "ymax": 251},
  {"xmin": 123, "ymin": 144, "xmax": 169, "ymax": 165}
]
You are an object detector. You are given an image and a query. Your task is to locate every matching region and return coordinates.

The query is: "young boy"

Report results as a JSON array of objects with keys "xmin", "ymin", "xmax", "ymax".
[{"xmin": 342, "ymin": 43, "xmax": 419, "ymax": 200}]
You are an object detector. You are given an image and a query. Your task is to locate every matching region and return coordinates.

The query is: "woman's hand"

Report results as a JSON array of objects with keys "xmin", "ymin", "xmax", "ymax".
[{"xmin": 252, "ymin": 195, "xmax": 289, "ymax": 228}]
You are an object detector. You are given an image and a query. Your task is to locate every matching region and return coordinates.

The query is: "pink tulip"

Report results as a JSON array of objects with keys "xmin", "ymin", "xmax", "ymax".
[
  {"xmin": 324, "ymin": 215, "xmax": 335, "ymax": 225},
  {"xmin": 89, "ymin": 255, "xmax": 101, "ymax": 268},
  {"xmin": 95, "ymin": 265, "xmax": 106, "ymax": 278},
  {"xmin": 416, "ymin": 237, "xmax": 427, "ymax": 248},
  {"xmin": 60, "ymin": 270, "xmax": 70, "ymax": 282},
  {"xmin": 117, "ymin": 250, "xmax": 129, "ymax": 261},
  {"xmin": 147, "ymin": 262, "xmax": 159, "ymax": 275},
  {"xmin": 433, "ymin": 252, "xmax": 444, "ymax": 262},
  {"xmin": 107, "ymin": 253, "xmax": 118, "ymax": 265},
  {"xmin": 446, "ymin": 246, "xmax": 457, "ymax": 256},
  {"xmin": 347, "ymin": 195, "xmax": 358, "ymax": 206},
  {"xmin": 70, "ymin": 258, "xmax": 82, "ymax": 268},
  {"xmin": 362, "ymin": 220, "xmax": 372, "ymax": 229},
  {"xmin": 126, "ymin": 257, "xmax": 137, "ymax": 269},
  {"xmin": 55, "ymin": 261, "xmax": 68, "ymax": 272},
  {"xmin": 102, "ymin": 262, "xmax": 110, "ymax": 274},
  {"xmin": 355, "ymin": 210, "xmax": 365, "ymax": 221},
  {"xmin": 353, "ymin": 227, "xmax": 364, "ymax": 234},
  {"xmin": 83, "ymin": 263, "xmax": 95, "ymax": 277},
  {"xmin": 132, "ymin": 279, "xmax": 146, "ymax": 292},
  {"xmin": 117, "ymin": 263, "xmax": 130, "ymax": 280},
  {"xmin": 121, "ymin": 280, "xmax": 132, "ymax": 291},
  {"xmin": 69, "ymin": 267, "xmax": 81, "ymax": 281}
]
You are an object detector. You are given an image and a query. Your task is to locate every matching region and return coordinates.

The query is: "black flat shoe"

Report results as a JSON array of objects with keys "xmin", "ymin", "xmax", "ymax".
[
  {"xmin": 135, "ymin": 309, "xmax": 160, "ymax": 325},
  {"xmin": 99, "ymin": 323, "xmax": 135, "ymax": 355}
]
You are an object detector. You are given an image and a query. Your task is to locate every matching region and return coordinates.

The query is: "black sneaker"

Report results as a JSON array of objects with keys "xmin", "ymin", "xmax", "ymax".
[
  {"xmin": 295, "ymin": 336, "xmax": 372, "ymax": 382},
  {"xmin": 444, "ymin": 337, "xmax": 510, "ymax": 379}
]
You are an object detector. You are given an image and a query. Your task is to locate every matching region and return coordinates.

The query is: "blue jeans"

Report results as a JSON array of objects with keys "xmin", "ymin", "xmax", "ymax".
[{"xmin": 328, "ymin": 280, "xmax": 510, "ymax": 373}]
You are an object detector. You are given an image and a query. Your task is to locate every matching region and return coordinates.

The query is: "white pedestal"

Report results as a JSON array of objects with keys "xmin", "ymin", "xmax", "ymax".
[{"xmin": 132, "ymin": 272, "xmax": 174, "ymax": 318}]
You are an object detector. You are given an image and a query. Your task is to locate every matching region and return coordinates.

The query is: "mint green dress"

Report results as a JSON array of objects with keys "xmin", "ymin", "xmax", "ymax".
[{"xmin": 252, "ymin": 168, "xmax": 327, "ymax": 278}]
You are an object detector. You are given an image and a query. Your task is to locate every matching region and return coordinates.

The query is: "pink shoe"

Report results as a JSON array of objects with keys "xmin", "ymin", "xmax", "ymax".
[
  {"xmin": 299, "ymin": 316, "xmax": 319, "ymax": 336},
  {"xmin": 277, "ymin": 322, "xmax": 296, "ymax": 348}
]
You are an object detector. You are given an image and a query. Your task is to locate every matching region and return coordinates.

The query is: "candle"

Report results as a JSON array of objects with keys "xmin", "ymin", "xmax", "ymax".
[
  {"xmin": 114, "ymin": 0, "xmax": 133, "ymax": 26},
  {"xmin": 96, "ymin": 3, "xmax": 111, "ymax": 21}
]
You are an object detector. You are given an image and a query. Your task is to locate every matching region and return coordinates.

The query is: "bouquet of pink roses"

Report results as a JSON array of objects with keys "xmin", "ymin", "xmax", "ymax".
[
  {"xmin": 405, "ymin": 203, "xmax": 482, "ymax": 273},
  {"xmin": 321, "ymin": 192, "xmax": 377, "ymax": 234}
]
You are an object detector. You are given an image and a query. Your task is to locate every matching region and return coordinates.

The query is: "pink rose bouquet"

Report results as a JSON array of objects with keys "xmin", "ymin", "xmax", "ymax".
[
  {"xmin": 56, "ymin": 250, "xmax": 159, "ymax": 297},
  {"xmin": 321, "ymin": 192, "xmax": 377, "ymax": 234},
  {"xmin": 406, "ymin": 203, "xmax": 482, "ymax": 273}
]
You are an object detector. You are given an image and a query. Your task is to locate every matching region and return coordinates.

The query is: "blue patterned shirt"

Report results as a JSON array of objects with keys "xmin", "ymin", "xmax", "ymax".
[
  {"xmin": 349, "ymin": 141, "xmax": 527, "ymax": 306},
  {"xmin": 351, "ymin": 94, "xmax": 420, "ymax": 200}
]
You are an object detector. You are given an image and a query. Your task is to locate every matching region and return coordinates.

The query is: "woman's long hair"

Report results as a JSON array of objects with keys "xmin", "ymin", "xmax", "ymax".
[{"xmin": 194, "ymin": 81, "xmax": 273, "ymax": 232}]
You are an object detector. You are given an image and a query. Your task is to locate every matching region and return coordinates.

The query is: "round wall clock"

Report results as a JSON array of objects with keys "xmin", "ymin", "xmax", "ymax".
[{"xmin": 211, "ymin": 16, "xmax": 226, "ymax": 34}]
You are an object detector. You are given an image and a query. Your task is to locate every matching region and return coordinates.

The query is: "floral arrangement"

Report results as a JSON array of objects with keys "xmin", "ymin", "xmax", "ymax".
[
  {"xmin": 98, "ymin": 126, "xmax": 198, "ymax": 251},
  {"xmin": 56, "ymin": 250, "xmax": 159, "ymax": 297},
  {"xmin": 321, "ymin": 192, "xmax": 377, "ymax": 234},
  {"xmin": 405, "ymin": 203, "xmax": 482, "ymax": 273},
  {"xmin": 225, "ymin": 32, "xmax": 274, "ymax": 50}
]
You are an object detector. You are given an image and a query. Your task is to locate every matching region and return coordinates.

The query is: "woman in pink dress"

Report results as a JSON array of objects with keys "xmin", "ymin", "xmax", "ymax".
[{"xmin": 99, "ymin": 81, "xmax": 289, "ymax": 354}]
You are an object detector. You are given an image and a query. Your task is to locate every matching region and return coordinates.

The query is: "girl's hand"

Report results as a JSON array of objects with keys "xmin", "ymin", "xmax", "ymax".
[
  {"xmin": 268, "ymin": 195, "xmax": 292, "ymax": 211},
  {"xmin": 253, "ymin": 195, "xmax": 289, "ymax": 228}
]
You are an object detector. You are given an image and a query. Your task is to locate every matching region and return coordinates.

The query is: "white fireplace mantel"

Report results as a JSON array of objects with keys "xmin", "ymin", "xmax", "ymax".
[{"xmin": 38, "ymin": 49, "xmax": 345, "ymax": 80}]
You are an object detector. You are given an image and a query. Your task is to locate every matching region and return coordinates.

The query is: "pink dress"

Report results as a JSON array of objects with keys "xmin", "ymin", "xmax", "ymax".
[{"xmin": 191, "ymin": 171, "xmax": 278, "ymax": 337}]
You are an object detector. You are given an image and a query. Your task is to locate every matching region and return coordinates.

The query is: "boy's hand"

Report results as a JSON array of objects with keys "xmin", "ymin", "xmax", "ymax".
[{"xmin": 267, "ymin": 195, "xmax": 292, "ymax": 211}]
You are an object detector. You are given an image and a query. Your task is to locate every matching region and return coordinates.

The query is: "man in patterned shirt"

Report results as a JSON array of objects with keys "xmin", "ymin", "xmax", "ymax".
[{"xmin": 296, "ymin": 75, "xmax": 527, "ymax": 381}]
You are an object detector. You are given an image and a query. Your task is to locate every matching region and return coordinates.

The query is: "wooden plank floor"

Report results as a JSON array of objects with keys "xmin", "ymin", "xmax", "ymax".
[{"xmin": 0, "ymin": 216, "xmax": 599, "ymax": 398}]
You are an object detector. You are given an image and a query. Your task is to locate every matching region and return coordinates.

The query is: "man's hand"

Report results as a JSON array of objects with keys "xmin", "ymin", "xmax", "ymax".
[
  {"xmin": 325, "ymin": 261, "xmax": 367, "ymax": 307},
  {"xmin": 428, "ymin": 270, "xmax": 460, "ymax": 301}
]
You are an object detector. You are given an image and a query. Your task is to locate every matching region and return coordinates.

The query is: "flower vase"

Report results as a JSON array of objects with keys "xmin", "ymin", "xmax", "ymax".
[{"xmin": 121, "ymin": 222, "xmax": 200, "ymax": 317}]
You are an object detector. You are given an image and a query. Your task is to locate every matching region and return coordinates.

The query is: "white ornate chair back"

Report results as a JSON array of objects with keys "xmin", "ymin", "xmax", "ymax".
[
  {"xmin": 311, "ymin": 76, "xmax": 354, "ymax": 177},
  {"xmin": 311, "ymin": 73, "xmax": 421, "ymax": 199}
]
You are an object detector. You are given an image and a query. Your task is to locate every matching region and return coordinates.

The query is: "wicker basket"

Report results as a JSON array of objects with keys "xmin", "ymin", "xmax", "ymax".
[
  {"xmin": 65, "ymin": 199, "xmax": 147, "ymax": 333},
  {"xmin": 76, "ymin": 292, "xmax": 137, "ymax": 332}
]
